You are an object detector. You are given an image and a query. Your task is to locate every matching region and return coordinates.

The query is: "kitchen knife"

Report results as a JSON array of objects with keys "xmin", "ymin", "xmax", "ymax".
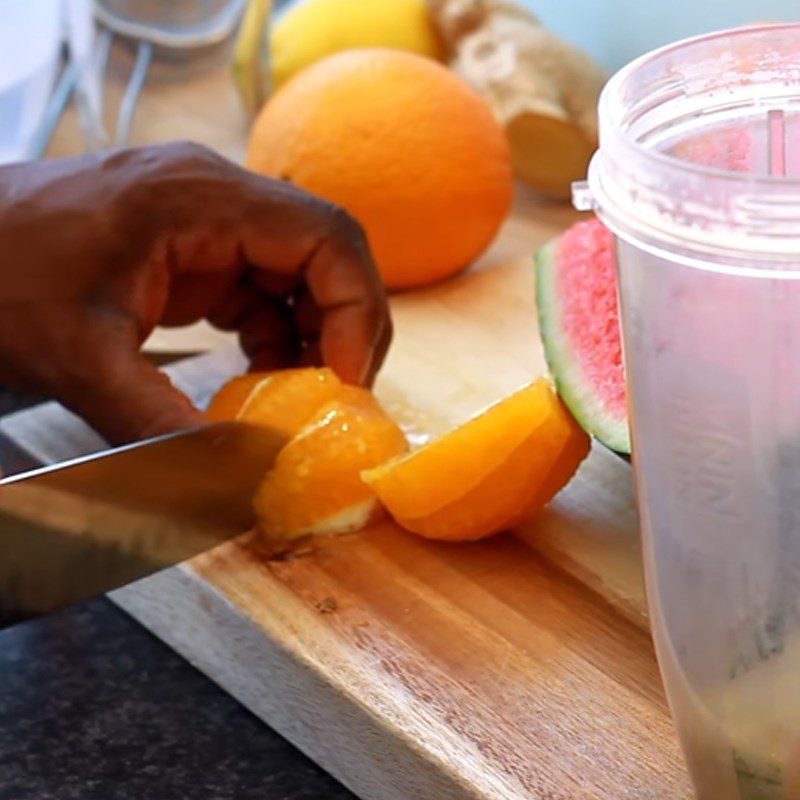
[{"xmin": 0, "ymin": 421, "xmax": 285, "ymax": 628}]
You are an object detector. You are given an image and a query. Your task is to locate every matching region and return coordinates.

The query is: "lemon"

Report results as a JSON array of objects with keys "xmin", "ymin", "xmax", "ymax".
[{"xmin": 270, "ymin": 0, "xmax": 442, "ymax": 88}]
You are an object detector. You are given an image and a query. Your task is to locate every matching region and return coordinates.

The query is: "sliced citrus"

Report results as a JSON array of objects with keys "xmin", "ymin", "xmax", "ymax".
[
  {"xmin": 362, "ymin": 379, "xmax": 590, "ymax": 541},
  {"xmin": 206, "ymin": 373, "xmax": 268, "ymax": 422},
  {"xmin": 254, "ymin": 387, "xmax": 409, "ymax": 540},
  {"xmin": 206, "ymin": 368, "xmax": 344, "ymax": 437}
]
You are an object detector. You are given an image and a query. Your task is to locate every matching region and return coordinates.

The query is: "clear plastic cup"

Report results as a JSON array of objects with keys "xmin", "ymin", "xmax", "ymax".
[{"xmin": 578, "ymin": 24, "xmax": 800, "ymax": 799}]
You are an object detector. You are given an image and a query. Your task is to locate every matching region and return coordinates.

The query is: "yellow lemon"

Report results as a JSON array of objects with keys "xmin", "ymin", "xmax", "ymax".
[{"xmin": 270, "ymin": 0, "xmax": 442, "ymax": 88}]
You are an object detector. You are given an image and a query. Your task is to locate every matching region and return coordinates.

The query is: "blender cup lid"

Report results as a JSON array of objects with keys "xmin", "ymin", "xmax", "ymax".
[{"xmin": 582, "ymin": 23, "xmax": 800, "ymax": 268}]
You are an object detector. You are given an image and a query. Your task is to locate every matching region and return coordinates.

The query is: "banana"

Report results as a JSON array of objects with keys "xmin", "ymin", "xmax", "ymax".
[{"xmin": 231, "ymin": 0, "xmax": 273, "ymax": 117}]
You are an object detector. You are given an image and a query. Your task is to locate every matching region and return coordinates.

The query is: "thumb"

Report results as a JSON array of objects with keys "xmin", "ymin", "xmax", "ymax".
[{"xmin": 65, "ymin": 353, "xmax": 205, "ymax": 446}]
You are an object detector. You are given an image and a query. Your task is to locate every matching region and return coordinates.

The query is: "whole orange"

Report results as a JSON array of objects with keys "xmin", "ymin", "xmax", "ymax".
[{"xmin": 246, "ymin": 49, "xmax": 513, "ymax": 291}]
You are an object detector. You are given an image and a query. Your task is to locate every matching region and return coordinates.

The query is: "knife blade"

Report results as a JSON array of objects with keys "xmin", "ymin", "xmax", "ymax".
[{"xmin": 0, "ymin": 421, "xmax": 285, "ymax": 627}]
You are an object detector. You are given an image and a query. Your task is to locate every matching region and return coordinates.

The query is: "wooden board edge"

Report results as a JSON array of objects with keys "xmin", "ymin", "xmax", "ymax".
[{"xmin": 110, "ymin": 565, "xmax": 515, "ymax": 800}]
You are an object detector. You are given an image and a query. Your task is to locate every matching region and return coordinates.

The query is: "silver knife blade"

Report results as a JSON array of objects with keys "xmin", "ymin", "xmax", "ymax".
[{"xmin": 0, "ymin": 421, "xmax": 285, "ymax": 627}]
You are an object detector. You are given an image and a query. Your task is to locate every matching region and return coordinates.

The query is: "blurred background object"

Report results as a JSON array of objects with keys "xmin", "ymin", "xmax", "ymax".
[
  {"xmin": 6, "ymin": 0, "xmax": 800, "ymax": 167},
  {"xmin": 0, "ymin": 0, "xmax": 63, "ymax": 163},
  {"xmin": 429, "ymin": 0, "xmax": 605, "ymax": 199},
  {"xmin": 231, "ymin": 0, "xmax": 273, "ymax": 115},
  {"xmin": 526, "ymin": 0, "xmax": 800, "ymax": 71},
  {"xmin": 0, "ymin": 0, "xmax": 251, "ymax": 164},
  {"xmin": 90, "ymin": 0, "xmax": 247, "ymax": 145},
  {"xmin": 270, "ymin": 0, "xmax": 441, "ymax": 88}
]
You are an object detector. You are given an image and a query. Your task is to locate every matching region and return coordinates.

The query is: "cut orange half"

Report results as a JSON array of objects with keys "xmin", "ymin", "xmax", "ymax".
[
  {"xmin": 255, "ymin": 387, "xmax": 409, "ymax": 540},
  {"xmin": 207, "ymin": 368, "xmax": 344, "ymax": 437},
  {"xmin": 362, "ymin": 379, "xmax": 590, "ymax": 541}
]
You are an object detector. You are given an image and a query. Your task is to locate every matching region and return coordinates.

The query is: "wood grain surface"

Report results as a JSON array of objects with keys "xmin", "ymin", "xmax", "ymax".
[
  {"xmin": 28, "ymin": 55, "xmax": 693, "ymax": 798},
  {"xmin": 2, "ymin": 241, "xmax": 685, "ymax": 798}
]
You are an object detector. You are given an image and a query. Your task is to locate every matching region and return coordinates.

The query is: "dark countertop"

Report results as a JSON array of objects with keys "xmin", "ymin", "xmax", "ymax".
[
  {"xmin": 0, "ymin": 380, "xmax": 357, "ymax": 798},
  {"xmin": 0, "ymin": 388, "xmax": 354, "ymax": 799},
  {"xmin": 0, "ymin": 598, "xmax": 356, "ymax": 800}
]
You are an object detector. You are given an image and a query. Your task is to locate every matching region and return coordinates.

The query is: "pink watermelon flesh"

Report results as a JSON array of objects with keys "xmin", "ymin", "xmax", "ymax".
[
  {"xmin": 537, "ymin": 126, "xmax": 754, "ymax": 455},
  {"xmin": 670, "ymin": 124, "xmax": 754, "ymax": 172},
  {"xmin": 536, "ymin": 216, "xmax": 630, "ymax": 453},
  {"xmin": 557, "ymin": 219, "xmax": 627, "ymax": 423}
]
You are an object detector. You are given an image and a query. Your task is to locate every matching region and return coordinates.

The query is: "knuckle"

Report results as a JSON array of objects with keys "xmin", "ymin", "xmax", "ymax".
[
  {"xmin": 151, "ymin": 141, "xmax": 227, "ymax": 174},
  {"xmin": 112, "ymin": 142, "xmax": 234, "ymax": 233},
  {"xmin": 326, "ymin": 204, "xmax": 368, "ymax": 246},
  {"xmin": 116, "ymin": 142, "xmax": 229, "ymax": 193}
]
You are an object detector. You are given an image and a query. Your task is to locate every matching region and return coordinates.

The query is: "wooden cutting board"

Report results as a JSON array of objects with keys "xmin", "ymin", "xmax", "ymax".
[{"xmin": 0, "ymin": 193, "xmax": 691, "ymax": 799}]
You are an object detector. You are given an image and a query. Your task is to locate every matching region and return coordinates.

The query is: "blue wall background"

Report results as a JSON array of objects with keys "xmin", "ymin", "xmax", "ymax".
[{"xmin": 523, "ymin": 1, "xmax": 800, "ymax": 72}]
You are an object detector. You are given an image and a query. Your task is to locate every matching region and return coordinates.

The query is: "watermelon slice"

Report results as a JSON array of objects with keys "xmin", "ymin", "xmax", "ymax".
[{"xmin": 535, "ymin": 217, "xmax": 630, "ymax": 454}]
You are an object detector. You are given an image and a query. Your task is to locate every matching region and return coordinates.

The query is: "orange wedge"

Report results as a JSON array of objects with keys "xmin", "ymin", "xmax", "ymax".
[
  {"xmin": 254, "ymin": 387, "xmax": 409, "ymax": 540},
  {"xmin": 207, "ymin": 373, "xmax": 269, "ymax": 422},
  {"xmin": 362, "ymin": 379, "xmax": 590, "ymax": 541},
  {"xmin": 207, "ymin": 368, "xmax": 344, "ymax": 437}
]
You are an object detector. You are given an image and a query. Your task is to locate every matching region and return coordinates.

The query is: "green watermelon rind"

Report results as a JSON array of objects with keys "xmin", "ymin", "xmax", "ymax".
[{"xmin": 535, "ymin": 237, "xmax": 631, "ymax": 455}]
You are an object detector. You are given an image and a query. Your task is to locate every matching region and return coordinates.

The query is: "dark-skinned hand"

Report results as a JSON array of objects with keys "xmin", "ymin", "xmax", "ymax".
[{"xmin": 0, "ymin": 142, "xmax": 391, "ymax": 445}]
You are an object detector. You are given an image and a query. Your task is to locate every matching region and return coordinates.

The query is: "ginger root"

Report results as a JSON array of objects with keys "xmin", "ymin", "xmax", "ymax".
[{"xmin": 427, "ymin": 0, "xmax": 606, "ymax": 199}]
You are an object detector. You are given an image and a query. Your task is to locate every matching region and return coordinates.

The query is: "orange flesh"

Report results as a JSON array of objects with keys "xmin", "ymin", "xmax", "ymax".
[
  {"xmin": 254, "ymin": 387, "xmax": 409, "ymax": 540},
  {"xmin": 363, "ymin": 379, "xmax": 590, "ymax": 541},
  {"xmin": 206, "ymin": 373, "xmax": 267, "ymax": 422},
  {"xmin": 209, "ymin": 371, "xmax": 587, "ymax": 544},
  {"xmin": 206, "ymin": 368, "xmax": 344, "ymax": 437}
]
